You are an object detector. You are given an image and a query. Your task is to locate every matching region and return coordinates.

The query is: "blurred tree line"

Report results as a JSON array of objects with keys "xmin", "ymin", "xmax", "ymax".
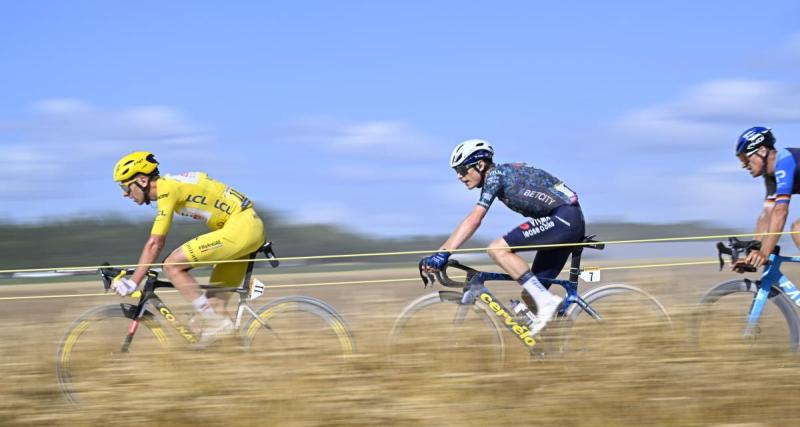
[
  {"xmin": 0, "ymin": 209, "xmax": 454, "ymax": 271},
  {"xmin": 0, "ymin": 209, "xmax": 737, "ymax": 271}
]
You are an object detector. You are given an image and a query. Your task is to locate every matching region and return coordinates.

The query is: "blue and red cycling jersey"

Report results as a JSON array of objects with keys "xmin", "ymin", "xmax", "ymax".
[
  {"xmin": 478, "ymin": 162, "xmax": 584, "ymax": 283},
  {"xmin": 765, "ymin": 148, "xmax": 800, "ymax": 205},
  {"xmin": 478, "ymin": 163, "xmax": 579, "ymax": 217}
]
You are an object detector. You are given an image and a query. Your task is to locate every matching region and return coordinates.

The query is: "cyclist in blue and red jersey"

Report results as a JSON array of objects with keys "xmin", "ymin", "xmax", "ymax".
[
  {"xmin": 421, "ymin": 139, "xmax": 585, "ymax": 335},
  {"xmin": 734, "ymin": 127, "xmax": 800, "ymax": 271}
]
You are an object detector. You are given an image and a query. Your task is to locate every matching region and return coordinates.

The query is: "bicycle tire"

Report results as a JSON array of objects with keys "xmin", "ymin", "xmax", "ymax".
[
  {"xmin": 242, "ymin": 296, "xmax": 355, "ymax": 361},
  {"xmin": 56, "ymin": 304, "xmax": 167, "ymax": 406},
  {"xmin": 560, "ymin": 284, "xmax": 672, "ymax": 355},
  {"xmin": 691, "ymin": 279, "xmax": 800, "ymax": 352},
  {"xmin": 387, "ymin": 291, "xmax": 506, "ymax": 372}
]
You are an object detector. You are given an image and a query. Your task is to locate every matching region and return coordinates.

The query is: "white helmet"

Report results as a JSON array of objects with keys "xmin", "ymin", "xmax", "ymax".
[{"xmin": 449, "ymin": 139, "xmax": 494, "ymax": 168}]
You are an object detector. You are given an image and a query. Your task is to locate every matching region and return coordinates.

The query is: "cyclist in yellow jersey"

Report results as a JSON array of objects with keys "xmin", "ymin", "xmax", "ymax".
[{"xmin": 111, "ymin": 151, "xmax": 265, "ymax": 339}]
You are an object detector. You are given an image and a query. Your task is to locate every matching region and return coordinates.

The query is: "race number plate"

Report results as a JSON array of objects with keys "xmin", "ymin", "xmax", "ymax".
[
  {"xmin": 579, "ymin": 268, "xmax": 601, "ymax": 283},
  {"xmin": 248, "ymin": 278, "xmax": 266, "ymax": 300}
]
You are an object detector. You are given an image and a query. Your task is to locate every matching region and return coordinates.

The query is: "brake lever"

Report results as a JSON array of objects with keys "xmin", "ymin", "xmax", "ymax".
[
  {"xmin": 418, "ymin": 259, "xmax": 430, "ymax": 287},
  {"xmin": 721, "ymin": 238, "xmax": 764, "ymax": 273},
  {"xmin": 106, "ymin": 270, "xmax": 127, "ymax": 293},
  {"xmin": 716, "ymin": 242, "xmax": 732, "ymax": 271},
  {"xmin": 418, "ymin": 259, "xmax": 439, "ymax": 288}
]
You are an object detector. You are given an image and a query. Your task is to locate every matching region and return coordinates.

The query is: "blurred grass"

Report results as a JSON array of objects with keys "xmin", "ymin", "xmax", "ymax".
[
  {"xmin": 3, "ymin": 264, "xmax": 800, "ymax": 426},
  {"xmin": 2, "ymin": 304, "xmax": 800, "ymax": 426}
]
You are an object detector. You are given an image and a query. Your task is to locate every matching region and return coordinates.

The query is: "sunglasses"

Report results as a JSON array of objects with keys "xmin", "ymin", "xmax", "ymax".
[
  {"xmin": 119, "ymin": 180, "xmax": 136, "ymax": 194},
  {"xmin": 738, "ymin": 152, "xmax": 758, "ymax": 168},
  {"xmin": 454, "ymin": 162, "xmax": 478, "ymax": 176}
]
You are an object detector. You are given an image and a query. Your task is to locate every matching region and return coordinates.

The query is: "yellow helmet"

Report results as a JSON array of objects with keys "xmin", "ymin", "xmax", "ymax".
[{"xmin": 113, "ymin": 151, "xmax": 159, "ymax": 182}]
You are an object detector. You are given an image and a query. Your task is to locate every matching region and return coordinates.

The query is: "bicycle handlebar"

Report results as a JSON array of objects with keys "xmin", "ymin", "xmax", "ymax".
[
  {"xmin": 97, "ymin": 242, "xmax": 280, "ymax": 292},
  {"xmin": 716, "ymin": 237, "xmax": 768, "ymax": 272},
  {"xmin": 98, "ymin": 264, "xmax": 157, "ymax": 292},
  {"xmin": 418, "ymin": 259, "xmax": 480, "ymax": 288}
]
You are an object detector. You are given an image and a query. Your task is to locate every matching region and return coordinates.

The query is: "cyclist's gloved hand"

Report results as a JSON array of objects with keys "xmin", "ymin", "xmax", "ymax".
[
  {"xmin": 111, "ymin": 277, "xmax": 137, "ymax": 296},
  {"xmin": 732, "ymin": 249, "xmax": 766, "ymax": 273},
  {"xmin": 422, "ymin": 251, "xmax": 451, "ymax": 271}
]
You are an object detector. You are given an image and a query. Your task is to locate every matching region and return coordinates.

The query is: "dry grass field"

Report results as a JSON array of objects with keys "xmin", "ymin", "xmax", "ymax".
[{"xmin": 2, "ymin": 262, "xmax": 800, "ymax": 426}]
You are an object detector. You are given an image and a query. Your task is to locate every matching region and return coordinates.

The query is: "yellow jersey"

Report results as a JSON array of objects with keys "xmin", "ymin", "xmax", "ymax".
[{"xmin": 151, "ymin": 172, "xmax": 253, "ymax": 236}]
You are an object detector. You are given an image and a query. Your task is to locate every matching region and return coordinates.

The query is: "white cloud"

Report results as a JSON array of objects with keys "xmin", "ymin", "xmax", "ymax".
[
  {"xmin": 27, "ymin": 98, "xmax": 207, "ymax": 145},
  {"xmin": 615, "ymin": 78, "xmax": 800, "ymax": 148},
  {"xmin": 32, "ymin": 99, "xmax": 92, "ymax": 116},
  {"xmin": 284, "ymin": 202, "xmax": 353, "ymax": 226},
  {"xmin": 330, "ymin": 163, "xmax": 439, "ymax": 182},
  {"xmin": 279, "ymin": 117, "xmax": 440, "ymax": 161},
  {"xmin": 0, "ymin": 99, "xmax": 212, "ymax": 199}
]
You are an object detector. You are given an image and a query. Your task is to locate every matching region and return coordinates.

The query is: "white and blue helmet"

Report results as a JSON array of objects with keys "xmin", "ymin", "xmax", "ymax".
[{"xmin": 450, "ymin": 139, "xmax": 494, "ymax": 168}]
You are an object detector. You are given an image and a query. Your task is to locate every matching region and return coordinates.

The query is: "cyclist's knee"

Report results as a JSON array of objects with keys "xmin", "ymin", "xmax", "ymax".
[
  {"xmin": 163, "ymin": 249, "xmax": 191, "ymax": 277},
  {"xmin": 487, "ymin": 238, "xmax": 511, "ymax": 261},
  {"xmin": 792, "ymin": 220, "xmax": 800, "ymax": 247}
]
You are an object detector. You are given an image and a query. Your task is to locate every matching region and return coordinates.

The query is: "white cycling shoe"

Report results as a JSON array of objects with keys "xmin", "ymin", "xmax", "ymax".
[
  {"xmin": 528, "ymin": 294, "xmax": 562, "ymax": 336},
  {"xmin": 198, "ymin": 316, "xmax": 235, "ymax": 346}
]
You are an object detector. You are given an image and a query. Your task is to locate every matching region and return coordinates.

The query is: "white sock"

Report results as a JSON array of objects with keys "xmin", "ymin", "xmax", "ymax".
[
  {"xmin": 191, "ymin": 295, "xmax": 217, "ymax": 318},
  {"xmin": 522, "ymin": 276, "xmax": 557, "ymax": 307}
]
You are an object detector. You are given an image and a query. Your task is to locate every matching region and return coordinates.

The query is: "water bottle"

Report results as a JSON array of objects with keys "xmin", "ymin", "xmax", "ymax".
[{"xmin": 510, "ymin": 299, "xmax": 538, "ymax": 328}]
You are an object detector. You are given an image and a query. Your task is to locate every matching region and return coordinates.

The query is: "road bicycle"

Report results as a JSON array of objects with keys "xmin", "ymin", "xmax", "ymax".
[
  {"xmin": 692, "ymin": 238, "xmax": 800, "ymax": 352},
  {"xmin": 389, "ymin": 236, "xmax": 672, "ymax": 368},
  {"xmin": 56, "ymin": 242, "xmax": 355, "ymax": 406}
]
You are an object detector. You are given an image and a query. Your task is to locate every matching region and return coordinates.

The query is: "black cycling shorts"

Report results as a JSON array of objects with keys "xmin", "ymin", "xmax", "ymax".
[{"xmin": 502, "ymin": 204, "xmax": 585, "ymax": 285}]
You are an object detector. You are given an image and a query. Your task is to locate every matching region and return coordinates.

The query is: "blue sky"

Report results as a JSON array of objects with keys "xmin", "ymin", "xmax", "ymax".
[{"xmin": 1, "ymin": 1, "xmax": 799, "ymax": 237}]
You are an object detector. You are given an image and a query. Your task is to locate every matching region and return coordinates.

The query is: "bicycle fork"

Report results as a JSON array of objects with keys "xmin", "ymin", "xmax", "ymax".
[
  {"xmin": 121, "ymin": 303, "xmax": 149, "ymax": 353},
  {"xmin": 746, "ymin": 276, "xmax": 800, "ymax": 337}
]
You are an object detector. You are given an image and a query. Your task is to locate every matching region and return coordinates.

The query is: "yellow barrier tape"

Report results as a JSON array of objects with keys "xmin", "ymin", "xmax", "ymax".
[
  {"xmin": 0, "ymin": 230, "xmax": 795, "ymax": 275},
  {"xmin": 0, "ymin": 278, "xmax": 420, "ymax": 301},
  {"xmin": 0, "ymin": 257, "xmax": 742, "ymax": 302}
]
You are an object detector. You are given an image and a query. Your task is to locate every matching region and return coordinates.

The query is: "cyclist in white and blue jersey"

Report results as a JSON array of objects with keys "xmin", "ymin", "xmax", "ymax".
[
  {"xmin": 421, "ymin": 139, "xmax": 585, "ymax": 335},
  {"xmin": 735, "ymin": 127, "xmax": 800, "ymax": 271}
]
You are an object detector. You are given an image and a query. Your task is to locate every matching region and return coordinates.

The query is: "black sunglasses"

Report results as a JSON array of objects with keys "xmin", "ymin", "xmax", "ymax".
[{"xmin": 454, "ymin": 162, "xmax": 479, "ymax": 176}]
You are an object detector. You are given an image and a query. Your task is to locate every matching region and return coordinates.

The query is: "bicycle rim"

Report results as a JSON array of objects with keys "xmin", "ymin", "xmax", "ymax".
[
  {"xmin": 388, "ymin": 291, "xmax": 506, "ymax": 374},
  {"xmin": 56, "ymin": 304, "xmax": 167, "ymax": 406},
  {"xmin": 243, "ymin": 296, "xmax": 354, "ymax": 369},
  {"xmin": 692, "ymin": 279, "xmax": 800, "ymax": 353},
  {"xmin": 562, "ymin": 284, "xmax": 672, "ymax": 356}
]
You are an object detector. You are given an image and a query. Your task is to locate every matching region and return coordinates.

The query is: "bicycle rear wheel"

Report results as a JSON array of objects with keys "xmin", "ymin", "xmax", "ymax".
[
  {"xmin": 242, "ymin": 296, "xmax": 354, "ymax": 369},
  {"xmin": 56, "ymin": 304, "xmax": 167, "ymax": 406},
  {"xmin": 387, "ymin": 291, "xmax": 506, "ymax": 374},
  {"xmin": 691, "ymin": 279, "xmax": 800, "ymax": 353},
  {"xmin": 561, "ymin": 284, "xmax": 672, "ymax": 355}
]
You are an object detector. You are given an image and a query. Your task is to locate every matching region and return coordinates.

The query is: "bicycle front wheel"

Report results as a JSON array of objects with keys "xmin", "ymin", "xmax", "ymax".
[
  {"xmin": 691, "ymin": 279, "xmax": 800, "ymax": 353},
  {"xmin": 56, "ymin": 304, "xmax": 168, "ymax": 406},
  {"xmin": 562, "ymin": 284, "xmax": 672, "ymax": 354},
  {"xmin": 387, "ymin": 291, "xmax": 506, "ymax": 374},
  {"xmin": 242, "ymin": 296, "xmax": 355, "ymax": 367}
]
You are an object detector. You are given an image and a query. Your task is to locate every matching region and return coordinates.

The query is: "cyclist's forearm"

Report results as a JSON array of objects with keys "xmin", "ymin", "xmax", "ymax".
[
  {"xmin": 131, "ymin": 237, "xmax": 165, "ymax": 284},
  {"xmin": 441, "ymin": 218, "xmax": 480, "ymax": 251},
  {"xmin": 440, "ymin": 207, "xmax": 486, "ymax": 251},
  {"xmin": 754, "ymin": 202, "xmax": 774, "ymax": 241},
  {"xmin": 761, "ymin": 204, "xmax": 789, "ymax": 256}
]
